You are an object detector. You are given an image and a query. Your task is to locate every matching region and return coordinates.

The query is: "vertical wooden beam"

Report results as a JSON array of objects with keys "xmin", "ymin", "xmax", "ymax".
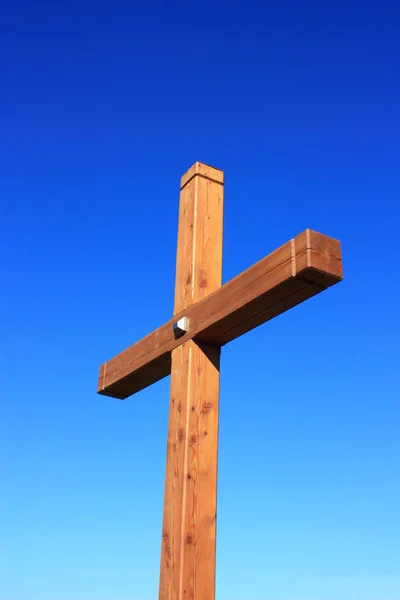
[{"xmin": 159, "ymin": 162, "xmax": 224, "ymax": 600}]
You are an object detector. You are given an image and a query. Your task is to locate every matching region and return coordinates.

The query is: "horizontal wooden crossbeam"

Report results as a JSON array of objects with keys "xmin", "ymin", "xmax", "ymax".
[{"xmin": 98, "ymin": 229, "xmax": 342, "ymax": 399}]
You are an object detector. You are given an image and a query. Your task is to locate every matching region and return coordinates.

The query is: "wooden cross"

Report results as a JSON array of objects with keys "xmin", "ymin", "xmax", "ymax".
[{"xmin": 97, "ymin": 162, "xmax": 343, "ymax": 599}]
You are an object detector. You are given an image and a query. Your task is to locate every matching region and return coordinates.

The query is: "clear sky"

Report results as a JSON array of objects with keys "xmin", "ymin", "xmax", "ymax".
[{"xmin": 2, "ymin": 1, "xmax": 400, "ymax": 599}]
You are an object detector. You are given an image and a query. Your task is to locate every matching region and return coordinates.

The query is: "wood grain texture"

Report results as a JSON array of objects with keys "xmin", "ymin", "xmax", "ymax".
[
  {"xmin": 98, "ymin": 229, "xmax": 342, "ymax": 399},
  {"xmin": 159, "ymin": 162, "xmax": 223, "ymax": 600},
  {"xmin": 180, "ymin": 161, "xmax": 224, "ymax": 189},
  {"xmin": 174, "ymin": 161, "xmax": 223, "ymax": 312}
]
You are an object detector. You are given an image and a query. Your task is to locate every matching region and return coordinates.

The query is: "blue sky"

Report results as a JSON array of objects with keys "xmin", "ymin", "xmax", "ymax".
[{"xmin": 1, "ymin": 1, "xmax": 400, "ymax": 599}]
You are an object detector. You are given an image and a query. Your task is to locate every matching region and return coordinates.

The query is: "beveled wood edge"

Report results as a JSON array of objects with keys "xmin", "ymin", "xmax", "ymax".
[{"xmin": 180, "ymin": 162, "xmax": 224, "ymax": 189}]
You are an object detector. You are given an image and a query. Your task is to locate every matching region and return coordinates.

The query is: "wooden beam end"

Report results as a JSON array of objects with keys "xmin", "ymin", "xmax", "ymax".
[
  {"xmin": 180, "ymin": 162, "xmax": 224, "ymax": 189},
  {"xmin": 295, "ymin": 229, "xmax": 343, "ymax": 286},
  {"xmin": 98, "ymin": 388, "xmax": 128, "ymax": 400},
  {"xmin": 97, "ymin": 363, "xmax": 106, "ymax": 394},
  {"xmin": 98, "ymin": 363, "xmax": 128, "ymax": 399}
]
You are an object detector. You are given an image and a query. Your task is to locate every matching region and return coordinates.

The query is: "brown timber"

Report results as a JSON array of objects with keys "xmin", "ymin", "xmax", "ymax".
[
  {"xmin": 98, "ymin": 229, "xmax": 342, "ymax": 400},
  {"xmin": 158, "ymin": 162, "xmax": 223, "ymax": 599}
]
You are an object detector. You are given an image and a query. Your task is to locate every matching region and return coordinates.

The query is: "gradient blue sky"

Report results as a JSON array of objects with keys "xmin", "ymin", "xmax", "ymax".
[{"xmin": 2, "ymin": 1, "xmax": 400, "ymax": 599}]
